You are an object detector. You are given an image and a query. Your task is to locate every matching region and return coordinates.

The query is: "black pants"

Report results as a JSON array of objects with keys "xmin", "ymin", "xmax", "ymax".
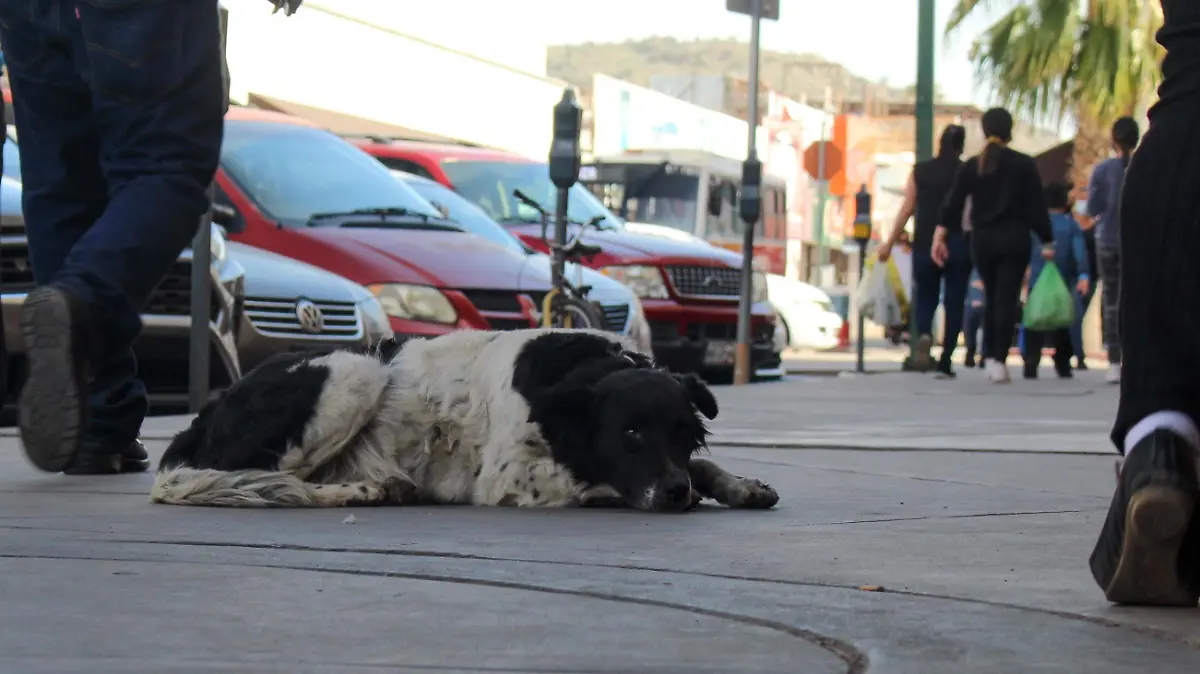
[
  {"xmin": 964, "ymin": 303, "xmax": 984, "ymax": 360},
  {"xmin": 972, "ymin": 228, "xmax": 1031, "ymax": 364},
  {"xmin": 1023, "ymin": 328, "xmax": 1073, "ymax": 376},
  {"xmin": 1112, "ymin": 103, "xmax": 1200, "ymax": 452},
  {"xmin": 915, "ymin": 231, "xmax": 972, "ymax": 366}
]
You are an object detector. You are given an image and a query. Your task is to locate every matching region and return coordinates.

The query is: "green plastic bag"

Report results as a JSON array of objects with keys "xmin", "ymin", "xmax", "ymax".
[{"xmin": 1023, "ymin": 262, "xmax": 1075, "ymax": 331}]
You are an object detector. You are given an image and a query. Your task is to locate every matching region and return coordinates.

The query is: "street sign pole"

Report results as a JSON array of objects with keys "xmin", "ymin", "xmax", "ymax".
[
  {"xmin": 852, "ymin": 186, "xmax": 873, "ymax": 374},
  {"xmin": 908, "ymin": 0, "xmax": 936, "ymax": 371},
  {"xmin": 734, "ymin": 0, "xmax": 762, "ymax": 386}
]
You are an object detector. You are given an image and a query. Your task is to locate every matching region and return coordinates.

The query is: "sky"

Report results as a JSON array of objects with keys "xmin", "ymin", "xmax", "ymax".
[{"xmin": 324, "ymin": 0, "xmax": 1006, "ymax": 108}]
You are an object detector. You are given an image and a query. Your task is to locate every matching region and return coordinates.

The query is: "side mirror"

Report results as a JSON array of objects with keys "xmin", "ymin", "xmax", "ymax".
[
  {"xmin": 706, "ymin": 183, "xmax": 725, "ymax": 217},
  {"xmin": 212, "ymin": 202, "xmax": 244, "ymax": 233}
]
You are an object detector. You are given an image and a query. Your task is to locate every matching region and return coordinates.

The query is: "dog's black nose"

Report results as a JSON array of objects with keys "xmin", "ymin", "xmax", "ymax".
[{"xmin": 664, "ymin": 480, "xmax": 691, "ymax": 504}]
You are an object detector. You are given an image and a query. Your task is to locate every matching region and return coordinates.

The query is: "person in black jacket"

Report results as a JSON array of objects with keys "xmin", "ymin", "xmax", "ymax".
[
  {"xmin": 1089, "ymin": 0, "xmax": 1200, "ymax": 608},
  {"xmin": 933, "ymin": 108, "xmax": 1054, "ymax": 384},
  {"xmin": 878, "ymin": 124, "xmax": 969, "ymax": 378}
]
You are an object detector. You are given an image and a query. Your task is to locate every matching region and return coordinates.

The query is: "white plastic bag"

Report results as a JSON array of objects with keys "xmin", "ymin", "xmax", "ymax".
[{"xmin": 856, "ymin": 259, "xmax": 902, "ymax": 328}]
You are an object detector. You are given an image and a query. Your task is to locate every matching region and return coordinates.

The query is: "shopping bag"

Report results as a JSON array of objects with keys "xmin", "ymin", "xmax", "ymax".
[
  {"xmin": 1022, "ymin": 262, "xmax": 1075, "ymax": 331},
  {"xmin": 856, "ymin": 257, "xmax": 903, "ymax": 328}
]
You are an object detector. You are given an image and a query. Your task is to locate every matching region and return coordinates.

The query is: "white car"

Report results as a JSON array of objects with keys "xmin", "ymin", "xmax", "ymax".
[{"xmin": 766, "ymin": 274, "xmax": 844, "ymax": 352}]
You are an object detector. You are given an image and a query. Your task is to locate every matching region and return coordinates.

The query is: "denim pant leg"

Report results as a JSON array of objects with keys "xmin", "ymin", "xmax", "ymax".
[
  {"xmin": 938, "ymin": 233, "xmax": 972, "ymax": 364},
  {"xmin": 0, "ymin": 0, "xmax": 224, "ymax": 445},
  {"xmin": 912, "ymin": 248, "xmax": 943, "ymax": 337}
]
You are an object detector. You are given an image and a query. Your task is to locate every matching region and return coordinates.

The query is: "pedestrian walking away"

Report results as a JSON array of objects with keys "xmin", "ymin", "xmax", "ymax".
[
  {"xmin": 1089, "ymin": 0, "xmax": 1200, "ymax": 609},
  {"xmin": 0, "ymin": 0, "xmax": 225, "ymax": 474},
  {"xmin": 1072, "ymin": 196, "xmax": 1099, "ymax": 370},
  {"xmin": 878, "ymin": 124, "xmax": 970, "ymax": 378},
  {"xmin": 962, "ymin": 270, "xmax": 985, "ymax": 368},
  {"xmin": 1088, "ymin": 116, "xmax": 1140, "ymax": 384},
  {"xmin": 1021, "ymin": 183, "xmax": 1090, "ymax": 380},
  {"xmin": 934, "ymin": 108, "xmax": 1054, "ymax": 384}
]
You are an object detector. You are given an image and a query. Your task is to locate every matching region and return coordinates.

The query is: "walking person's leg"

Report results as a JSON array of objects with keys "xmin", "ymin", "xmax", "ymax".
[
  {"xmin": 1022, "ymin": 329, "xmax": 1044, "ymax": 379},
  {"xmin": 1051, "ymin": 328, "xmax": 1074, "ymax": 378},
  {"xmin": 963, "ymin": 306, "xmax": 981, "ymax": 366},
  {"xmin": 0, "ymin": 0, "xmax": 225, "ymax": 473},
  {"xmin": 936, "ymin": 232, "xmax": 971, "ymax": 377},
  {"xmin": 973, "ymin": 244, "xmax": 1005, "ymax": 381},
  {"xmin": 912, "ymin": 247, "xmax": 942, "ymax": 372},
  {"xmin": 985, "ymin": 249, "xmax": 1029, "ymax": 383},
  {"xmin": 1097, "ymin": 247, "xmax": 1122, "ymax": 382},
  {"xmin": 1089, "ymin": 105, "xmax": 1200, "ymax": 606}
]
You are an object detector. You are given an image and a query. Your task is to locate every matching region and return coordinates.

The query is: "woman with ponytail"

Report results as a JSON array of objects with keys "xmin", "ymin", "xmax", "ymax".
[
  {"xmin": 933, "ymin": 108, "xmax": 1054, "ymax": 384},
  {"xmin": 1086, "ymin": 117, "xmax": 1140, "ymax": 385},
  {"xmin": 878, "ymin": 124, "xmax": 969, "ymax": 377}
]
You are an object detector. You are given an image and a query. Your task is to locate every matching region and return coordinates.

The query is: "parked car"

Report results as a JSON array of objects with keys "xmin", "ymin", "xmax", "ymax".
[
  {"xmin": 0, "ymin": 175, "xmax": 243, "ymax": 409},
  {"xmin": 211, "ymin": 107, "xmax": 648, "ymax": 350},
  {"xmin": 225, "ymin": 242, "xmax": 395, "ymax": 372},
  {"xmin": 765, "ymin": 274, "xmax": 844, "ymax": 352},
  {"xmin": 351, "ymin": 137, "xmax": 783, "ymax": 379},
  {"xmin": 389, "ymin": 169, "xmax": 652, "ymax": 353}
]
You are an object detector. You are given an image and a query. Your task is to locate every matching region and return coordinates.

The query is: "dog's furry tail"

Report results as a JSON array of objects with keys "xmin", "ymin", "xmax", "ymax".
[{"xmin": 150, "ymin": 466, "xmax": 333, "ymax": 507}]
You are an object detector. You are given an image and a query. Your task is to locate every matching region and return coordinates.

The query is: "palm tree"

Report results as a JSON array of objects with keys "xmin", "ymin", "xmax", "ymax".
[{"xmin": 946, "ymin": 0, "xmax": 1164, "ymax": 185}]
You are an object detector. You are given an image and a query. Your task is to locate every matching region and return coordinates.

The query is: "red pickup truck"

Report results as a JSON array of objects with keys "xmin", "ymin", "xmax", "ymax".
[{"xmin": 352, "ymin": 137, "xmax": 783, "ymax": 379}]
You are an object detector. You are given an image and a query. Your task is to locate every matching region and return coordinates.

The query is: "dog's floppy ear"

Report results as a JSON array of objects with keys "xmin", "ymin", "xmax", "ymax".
[
  {"xmin": 529, "ymin": 381, "xmax": 598, "ymax": 440},
  {"xmin": 673, "ymin": 373, "xmax": 718, "ymax": 420}
]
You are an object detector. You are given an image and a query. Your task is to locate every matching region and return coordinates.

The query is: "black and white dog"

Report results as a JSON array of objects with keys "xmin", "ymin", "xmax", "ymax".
[{"xmin": 151, "ymin": 329, "xmax": 779, "ymax": 512}]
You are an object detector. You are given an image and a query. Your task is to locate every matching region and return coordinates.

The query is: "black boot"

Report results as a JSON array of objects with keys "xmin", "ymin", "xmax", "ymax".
[
  {"xmin": 1089, "ymin": 429, "xmax": 1200, "ymax": 606},
  {"xmin": 18, "ymin": 284, "xmax": 91, "ymax": 473},
  {"xmin": 63, "ymin": 440, "xmax": 152, "ymax": 476}
]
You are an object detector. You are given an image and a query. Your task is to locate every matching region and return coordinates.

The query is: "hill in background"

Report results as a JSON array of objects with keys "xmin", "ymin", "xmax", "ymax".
[{"xmin": 547, "ymin": 37, "xmax": 945, "ymax": 108}]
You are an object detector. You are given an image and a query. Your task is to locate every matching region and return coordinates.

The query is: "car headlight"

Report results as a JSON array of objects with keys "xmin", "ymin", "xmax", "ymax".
[
  {"xmin": 358, "ymin": 296, "xmax": 396, "ymax": 339},
  {"xmin": 367, "ymin": 283, "xmax": 458, "ymax": 324},
  {"xmin": 752, "ymin": 271, "xmax": 769, "ymax": 304},
  {"xmin": 598, "ymin": 265, "xmax": 670, "ymax": 299},
  {"xmin": 209, "ymin": 223, "xmax": 227, "ymax": 263}
]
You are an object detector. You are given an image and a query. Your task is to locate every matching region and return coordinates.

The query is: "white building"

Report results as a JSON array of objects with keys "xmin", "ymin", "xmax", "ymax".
[{"xmin": 221, "ymin": 0, "xmax": 566, "ymax": 159}]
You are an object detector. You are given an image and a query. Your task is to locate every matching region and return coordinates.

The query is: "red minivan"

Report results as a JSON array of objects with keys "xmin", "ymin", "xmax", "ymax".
[
  {"xmin": 352, "ymin": 138, "xmax": 784, "ymax": 379},
  {"xmin": 212, "ymin": 107, "xmax": 637, "ymax": 342}
]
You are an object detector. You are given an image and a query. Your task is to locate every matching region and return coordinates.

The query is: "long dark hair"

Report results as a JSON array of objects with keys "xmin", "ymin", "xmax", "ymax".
[
  {"xmin": 979, "ymin": 108, "xmax": 1014, "ymax": 175},
  {"xmin": 1112, "ymin": 116, "xmax": 1140, "ymax": 169},
  {"xmin": 938, "ymin": 124, "xmax": 966, "ymax": 159}
]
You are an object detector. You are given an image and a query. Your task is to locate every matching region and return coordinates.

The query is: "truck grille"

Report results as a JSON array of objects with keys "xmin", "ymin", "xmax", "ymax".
[
  {"xmin": 665, "ymin": 266, "xmax": 742, "ymax": 298},
  {"xmin": 243, "ymin": 297, "xmax": 361, "ymax": 339},
  {"xmin": 686, "ymin": 322, "xmax": 775, "ymax": 344}
]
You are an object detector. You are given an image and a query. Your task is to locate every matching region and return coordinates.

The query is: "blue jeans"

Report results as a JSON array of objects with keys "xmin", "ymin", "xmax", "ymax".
[
  {"xmin": 914, "ymin": 231, "xmax": 972, "ymax": 364},
  {"xmin": 0, "ymin": 0, "xmax": 224, "ymax": 446}
]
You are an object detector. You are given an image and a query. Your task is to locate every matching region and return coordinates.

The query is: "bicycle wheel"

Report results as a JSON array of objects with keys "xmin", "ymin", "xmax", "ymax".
[{"xmin": 555, "ymin": 295, "xmax": 605, "ymax": 331}]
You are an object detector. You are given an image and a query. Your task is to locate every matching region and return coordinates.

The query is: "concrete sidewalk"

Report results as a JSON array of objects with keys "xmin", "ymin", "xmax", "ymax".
[{"xmin": 3, "ymin": 370, "xmax": 1199, "ymax": 673}]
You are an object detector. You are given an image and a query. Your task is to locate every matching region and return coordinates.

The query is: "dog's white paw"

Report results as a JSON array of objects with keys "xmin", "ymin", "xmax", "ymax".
[{"xmin": 727, "ymin": 478, "xmax": 779, "ymax": 510}]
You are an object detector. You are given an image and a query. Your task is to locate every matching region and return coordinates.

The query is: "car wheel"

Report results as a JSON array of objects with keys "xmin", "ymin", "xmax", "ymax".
[{"xmin": 778, "ymin": 317, "xmax": 792, "ymax": 351}]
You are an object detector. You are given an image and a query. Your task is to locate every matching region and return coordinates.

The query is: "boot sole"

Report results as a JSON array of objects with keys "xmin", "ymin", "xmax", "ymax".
[
  {"xmin": 1104, "ymin": 485, "xmax": 1196, "ymax": 606},
  {"xmin": 913, "ymin": 336, "xmax": 933, "ymax": 372},
  {"xmin": 17, "ymin": 289, "xmax": 86, "ymax": 473}
]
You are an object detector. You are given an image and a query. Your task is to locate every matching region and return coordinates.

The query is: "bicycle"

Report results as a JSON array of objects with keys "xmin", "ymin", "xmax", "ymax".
[{"xmin": 511, "ymin": 189, "xmax": 607, "ymax": 330}]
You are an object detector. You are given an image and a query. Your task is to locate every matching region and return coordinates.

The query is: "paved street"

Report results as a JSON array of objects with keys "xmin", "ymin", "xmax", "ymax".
[{"xmin": 3, "ymin": 365, "xmax": 1200, "ymax": 673}]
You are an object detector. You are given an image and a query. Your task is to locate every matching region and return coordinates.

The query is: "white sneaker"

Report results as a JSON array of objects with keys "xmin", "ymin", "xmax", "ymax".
[
  {"xmin": 987, "ymin": 360, "xmax": 1011, "ymax": 384},
  {"xmin": 1105, "ymin": 364, "xmax": 1121, "ymax": 384}
]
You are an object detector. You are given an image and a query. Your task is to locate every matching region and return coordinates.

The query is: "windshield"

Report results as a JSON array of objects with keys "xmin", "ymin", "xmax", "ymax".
[
  {"xmin": 3, "ymin": 136, "xmax": 20, "ymax": 181},
  {"xmin": 617, "ymin": 172, "xmax": 700, "ymax": 233},
  {"xmin": 440, "ymin": 160, "xmax": 624, "ymax": 230},
  {"xmin": 391, "ymin": 171, "xmax": 526, "ymax": 256},
  {"xmin": 220, "ymin": 120, "xmax": 441, "ymax": 227}
]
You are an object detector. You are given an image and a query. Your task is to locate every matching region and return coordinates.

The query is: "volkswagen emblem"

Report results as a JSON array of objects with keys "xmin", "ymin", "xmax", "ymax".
[
  {"xmin": 702, "ymin": 275, "xmax": 723, "ymax": 290},
  {"xmin": 295, "ymin": 299, "xmax": 324, "ymax": 334}
]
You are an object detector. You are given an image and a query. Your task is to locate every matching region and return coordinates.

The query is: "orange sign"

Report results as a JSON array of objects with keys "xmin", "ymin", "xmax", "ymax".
[{"xmin": 803, "ymin": 141, "xmax": 843, "ymax": 181}]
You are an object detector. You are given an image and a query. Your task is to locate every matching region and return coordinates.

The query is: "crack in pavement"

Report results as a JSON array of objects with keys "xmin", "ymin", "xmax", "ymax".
[
  {"xmin": 0, "ymin": 654, "xmax": 674, "ymax": 673},
  {"xmin": 0, "ymin": 552, "xmax": 868, "ymax": 674}
]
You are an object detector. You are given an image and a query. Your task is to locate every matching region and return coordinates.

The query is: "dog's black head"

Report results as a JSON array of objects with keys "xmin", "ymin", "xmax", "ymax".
[{"xmin": 530, "ymin": 367, "xmax": 717, "ymax": 512}]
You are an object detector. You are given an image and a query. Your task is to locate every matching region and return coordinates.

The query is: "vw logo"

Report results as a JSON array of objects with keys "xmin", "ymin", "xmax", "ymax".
[
  {"xmin": 702, "ymin": 275, "xmax": 723, "ymax": 289},
  {"xmin": 294, "ymin": 299, "xmax": 324, "ymax": 334}
]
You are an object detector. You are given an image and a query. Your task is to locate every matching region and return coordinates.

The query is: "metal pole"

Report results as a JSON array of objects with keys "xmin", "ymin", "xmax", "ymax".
[
  {"xmin": 733, "ymin": 0, "xmax": 762, "ymax": 386},
  {"xmin": 552, "ymin": 186, "xmax": 569, "ymax": 327},
  {"xmin": 188, "ymin": 191, "xmax": 213, "ymax": 412},
  {"xmin": 856, "ymin": 241, "xmax": 867, "ymax": 373},
  {"xmin": 909, "ymin": 0, "xmax": 936, "ymax": 370},
  {"xmin": 813, "ymin": 120, "xmax": 827, "ymax": 285}
]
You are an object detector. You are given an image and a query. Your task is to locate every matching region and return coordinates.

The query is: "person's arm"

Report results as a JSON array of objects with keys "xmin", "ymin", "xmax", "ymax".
[
  {"xmin": 938, "ymin": 161, "xmax": 974, "ymax": 235},
  {"xmin": 1086, "ymin": 162, "xmax": 1107, "ymax": 220},
  {"xmin": 1071, "ymin": 221, "xmax": 1089, "ymax": 278},
  {"xmin": 1025, "ymin": 158, "xmax": 1054, "ymax": 245},
  {"xmin": 877, "ymin": 173, "xmax": 916, "ymax": 261}
]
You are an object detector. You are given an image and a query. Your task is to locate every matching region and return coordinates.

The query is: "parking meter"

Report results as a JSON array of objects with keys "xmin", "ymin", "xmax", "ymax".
[
  {"xmin": 549, "ymin": 89, "xmax": 582, "ymax": 189},
  {"xmin": 853, "ymin": 184, "xmax": 872, "ymax": 373},
  {"xmin": 738, "ymin": 155, "xmax": 763, "ymax": 227},
  {"xmin": 546, "ymin": 88, "xmax": 583, "ymax": 328},
  {"xmin": 733, "ymin": 153, "xmax": 762, "ymax": 385}
]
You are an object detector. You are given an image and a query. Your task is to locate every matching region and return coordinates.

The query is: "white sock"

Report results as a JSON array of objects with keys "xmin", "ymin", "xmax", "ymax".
[{"xmin": 1124, "ymin": 411, "xmax": 1200, "ymax": 467}]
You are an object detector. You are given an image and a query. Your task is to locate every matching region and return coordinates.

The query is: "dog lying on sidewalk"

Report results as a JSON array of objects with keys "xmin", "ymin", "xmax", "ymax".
[{"xmin": 150, "ymin": 329, "xmax": 779, "ymax": 512}]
